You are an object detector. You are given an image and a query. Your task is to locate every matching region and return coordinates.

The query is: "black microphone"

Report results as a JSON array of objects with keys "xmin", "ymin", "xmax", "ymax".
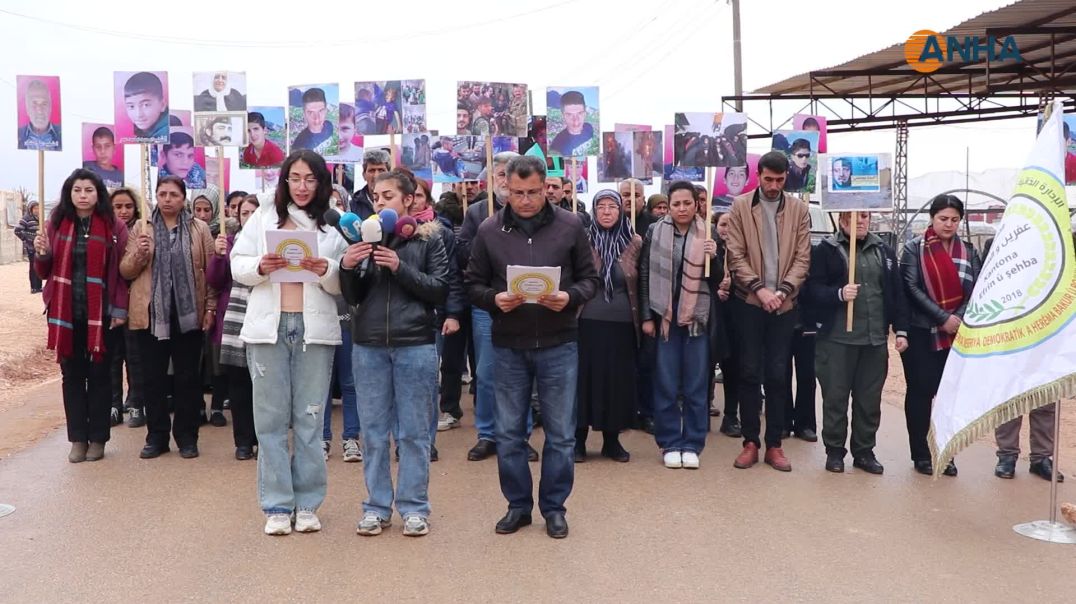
[{"xmin": 324, "ymin": 208, "xmax": 358, "ymax": 245}]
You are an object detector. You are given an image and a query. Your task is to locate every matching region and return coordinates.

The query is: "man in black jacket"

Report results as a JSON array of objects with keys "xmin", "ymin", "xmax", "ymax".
[
  {"xmin": 348, "ymin": 149, "xmax": 390, "ymax": 220},
  {"xmin": 802, "ymin": 211, "xmax": 909, "ymax": 474},
  {"xmin": 466, "ymin": 155, "xmax": 598, "ymax": 539}
]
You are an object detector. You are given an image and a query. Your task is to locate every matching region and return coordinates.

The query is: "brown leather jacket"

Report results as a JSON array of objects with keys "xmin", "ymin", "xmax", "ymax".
[
  {"xmin": 119, "ymin": 218, "xmax": 217, "ymax": 331},
  {"xmin": 725, "ymin": 190, "xmax": 811, "ymax": 314}
]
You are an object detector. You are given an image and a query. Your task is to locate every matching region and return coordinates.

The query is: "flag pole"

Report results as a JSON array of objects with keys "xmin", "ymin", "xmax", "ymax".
[{"xmin": 1012, "ymin": 399, "xmax": 1076, "ymax": 543}]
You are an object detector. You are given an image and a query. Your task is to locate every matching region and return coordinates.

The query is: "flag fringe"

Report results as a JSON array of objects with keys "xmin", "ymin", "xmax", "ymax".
[{"xmin": 927, "ymin": 372, "xmax": 1076, "ymax": 479}]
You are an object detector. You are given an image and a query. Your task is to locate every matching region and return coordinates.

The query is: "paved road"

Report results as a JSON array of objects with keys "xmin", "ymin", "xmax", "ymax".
[{"xmin": 0, "ymin": 384, "xmax": 1071, "ymax": 602}]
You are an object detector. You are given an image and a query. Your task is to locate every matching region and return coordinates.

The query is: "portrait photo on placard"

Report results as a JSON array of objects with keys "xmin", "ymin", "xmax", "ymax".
[
  {"xmin": 242, "ymin": 106, "xmax": 287, "ymax": 169},
  {"xmin": 455, "ymin": 81, "xmax": 529, "ymax": 137},
  {"xmin": 401, "ymin": 133, "xmax": 434, "ymax": 182},
  {"xmin": 597, "ymin": 131, "xmax": 632, "ymax": 182},
  {"xmin": 793, "ymin": 114, "xmax": 827, "ymax": 153},
  {"xmin": 432, "ymin": 135, "xmax": 488, "ymax": 183},
  {"xmin": 546, "ymin": 86, "xmax": 599, "ymax": 158},
  {"xmin": 632, "ymin": 130, "xmax": 662, "ymax": 182},
  {"xmin": 194, "ymin": 112, "xmax": 245, "ymax": 147},
  {"xmin": 772, "ymin": 130, "xmax": 820, "ymax": 194},
  {"xmin": 255, "ymin": 168, "xmax": 281, "ymax": 191},
  {"xmin": 673, "ymin": 112, "xmax": 748, "ymax": 168},
  {"xmin": 324, "ymin": 102, "xmax": 365, "ymax": 163},
  {"xmin": 16, "ymin": 75, "xmax": 62, "ymax": 151},
  {"xmin": 193, "ymin": 71, "xmax": 247, "ymax": 113},
  {"xmin": 158, "ymin": 127, "xmax": 207, "ymax": 189},
  {"xmin": 663, "ymin": 124, "xmax": 704, "ymax": 182},
  {"xmin": 114, "ymin": 71, "xmax": 170, "ymax": 144},
  {"xmin": 819, "ymin": 153, "xmax": 893, "ymax": 212},
  {"xmin": 712, "ymin": 154, "xmax": 760, "ymax": 211},
  {"xmin": 288, "ymin": 83, "xmax": 339, "ymax": 156},
  {"xmin": 563, "ymin": 156, "xmax": 589, "ymax": 194},
  {"xmin": 81, "ymin": 123, "xmax": 124, "ymax": 189}
]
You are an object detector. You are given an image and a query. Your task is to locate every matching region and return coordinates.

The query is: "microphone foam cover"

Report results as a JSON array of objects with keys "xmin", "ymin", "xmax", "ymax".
[
  {"xmin": 378, "ymin": 208, "xmax": 398, "ymax": 234},
  {"xmin": 360, "ymin": 215, "xmax": 383, "ymax": 243},
  {"xmin": 323, "ymin": 208, "xmax": 341, "ymax": 227},
  {"xmin": 339, "ymin": 212, "xmax": 362, "ymax": 242},
  {"xmin": 394, "ymin": 215, "xmax": 418, "ymax": 240}
]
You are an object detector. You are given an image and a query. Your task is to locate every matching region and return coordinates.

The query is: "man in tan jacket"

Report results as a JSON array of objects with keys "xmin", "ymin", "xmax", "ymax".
[{"xmin": 726, "ymin": 151, "xmax": 811, "ymax": 472}]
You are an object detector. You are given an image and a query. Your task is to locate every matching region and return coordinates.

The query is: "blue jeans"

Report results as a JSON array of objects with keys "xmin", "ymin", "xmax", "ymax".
[
  {"xmin": 248, "ymin": 313, "xmax": 333, "ymax": 514},
  {"xmin": 353, "ymin": 343, "xmax": 438, "ymax": 519},
  {"xmin": 392, "ymin": 330, "xmax": 441, "ymax": 447},
  {"xmin": 653, "ymin": 323, "xmax": 711, "ymax": 454},
  {"xmin": 494, "ymin": 342, "xmax": 577, "ymax": 517},
  {"xmin": 324, "ymin": 325, "xmax": 360, "ymax": 441},
  {"xmin": 471, "ymin": 308, "xmax": 497, "ymax": 441}
]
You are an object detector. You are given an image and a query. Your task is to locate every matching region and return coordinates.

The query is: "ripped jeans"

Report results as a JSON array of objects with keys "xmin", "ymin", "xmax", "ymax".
[{"xmin": 248, "ymin": 313, "xmax": 334, "ymax": 515}]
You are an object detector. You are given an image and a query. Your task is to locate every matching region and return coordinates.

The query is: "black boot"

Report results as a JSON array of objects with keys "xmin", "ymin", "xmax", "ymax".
[
  {"xmin": 574, "ymin": 428, "xmax": 587, "ymax": 463},
  {"xmin": 600, "ymin": 431, "xmax": 629, "ymax": 462}
]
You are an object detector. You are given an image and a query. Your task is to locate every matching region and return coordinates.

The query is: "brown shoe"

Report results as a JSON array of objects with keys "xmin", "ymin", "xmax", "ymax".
[
  {"xmin": 86, "ymin": 442, "xmax": 105, "ymax": 461},
  {"xmin": 68, "ymin": 442, "xmax": 88, "ymax": 463},
  {"xmin": 733, "ymin": 443, "xmax": 759, "ymax": 469},
  {"xmin": 765, "ymin": 447, "xmax": 792, "ymax": 472}
]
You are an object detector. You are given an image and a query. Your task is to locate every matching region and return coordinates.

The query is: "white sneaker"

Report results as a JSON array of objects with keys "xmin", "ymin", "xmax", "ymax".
[
  {"xmin": 356, "ymin": 512, "xmax": 391, "ymax": 536},
  {"xmin": 264, "ymin": 514, "xmax": 292, "ymax": 536},
  {"xmin": 461, "ymin": 373, "xmax": 473, "ymax": 384},
  {"xmin": 663, "ymin": 451, "xmax": 683, "ymax": 469},
  {"xmin": 342, "ymin": 438, "xmax": 362, "ymax": 462},
  {"xmin": 682, "ymin": 452, "xmax": 700, "ymax": 469},
  {"xmin": 403, "ymin": 515, "xmax": 430, "ymax": 537},
  {"xmin": 322, "ymin": 440, "xmax": 330, "ymax": 461},
  {"xmin": 437, "ymin": 413, "xmax": 460, "ymax": 432},
  {"xmin": 294, "ymin": 510, "xmax": 322, "ymax": 533}
]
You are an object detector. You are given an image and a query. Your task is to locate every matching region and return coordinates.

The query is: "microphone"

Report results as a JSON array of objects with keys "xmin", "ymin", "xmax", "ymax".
[
  {"xmin": 378, "ymin": 208, "xmax": 398, "ymax": 242},
  {"xmin": 338, "ymin": 212, "xmax": 362, "ymax": 243},
  {"xmin": 394, "ymin": 215, "xmax": 418, "ymax": 240},
  {"xmin": 359, "ymin": 216, "xmax": 383, "ymax": 274},
  {"xmin": 323, "ymin": 209, "xmax": 358, "ymax": 244}
]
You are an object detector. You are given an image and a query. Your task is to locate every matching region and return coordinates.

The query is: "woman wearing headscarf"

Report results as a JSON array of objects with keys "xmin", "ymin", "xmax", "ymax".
[
  {"xmin": 575, "ymin": 190, "xmax": 642, "ymax": 463},
  {"xmin": 34, "ymin": 169, "xmax": 129, "ymax": 462},
  {"xmin": 638, "ymin": 181, "xmax": 721, "ymax": 470},
  {"xmin": 190, "ymin": 187, "xmax": 222, "ymax": 236},
  {"xmin": 121, "ymin": 175, "xmax": 217, "ymax": 460},
  {"xmin": 900, "ymin": 194, "xmax": 981, "ymax": 476}
]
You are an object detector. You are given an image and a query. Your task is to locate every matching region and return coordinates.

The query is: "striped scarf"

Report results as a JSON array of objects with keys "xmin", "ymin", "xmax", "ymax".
[
  {"xmin": 47, "ymin": 214, "xmax": 110, "ymax": 362},
  {"xmin": 586, "ymin": 189, "xmax": 635, "ymax": 301},
  {"xmin": 219, "ymin": 281, "xmax": 252, "ymax": 368},
  {"xmin": 647, "ymin": 216, "xmax": 710, "ymax": 339},
  {"xmin": 920, "ymin": 227, "xmax": 973, "ymax": 351}
]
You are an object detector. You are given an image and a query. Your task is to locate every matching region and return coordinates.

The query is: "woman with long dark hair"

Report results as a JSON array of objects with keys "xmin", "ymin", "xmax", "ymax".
[
  {"xmin": 33, "ymin": 169, "xmax": 129, "ymax": 462},
  {"xmin": 232, "ymin": 150, "xmax": 348, "ymax": 536},
  {"xmin": 121, "ymin": 175, "xmax": 217, "ymax": 461},
  {"xmin": 108, "ymin": 188, "xmax": 146, "ymax": 428},
  {"xmin": 575, "ymin": 190, "xmax": 642, "ymax": 462},
  {"xmin": 900, "ymin": 194, "xmax": 981, "ymax": 476}
]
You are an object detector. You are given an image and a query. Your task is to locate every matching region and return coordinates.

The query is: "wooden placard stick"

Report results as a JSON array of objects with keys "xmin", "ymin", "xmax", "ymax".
[
  {"xmin": 629, "ymin": 179, "xmax": 637, "ymax": 230},
  {"xmin": 390, "ymin": 132, "xmax": 397, "ymax": 169},
  {"xmin": 704, "ymin": 166, "xmax": 714, "ymax": 277},
  {"xmin": 486, "ymin": 137, "xmax": 495, "ymax": 216},
  {"xmin": 571, "ymin": 157, "xmax": 578, "ymax": 213},
  {"xmin": 846, "ymin": 215, "xmax": 858, "ymax": 332},
  {"xmin": 216, "ymin": 147, "xmax": 226, "ymax": 226},
  {"xmin": 37, "ymin": 151, "xmax": 45, "ymax": 225}
]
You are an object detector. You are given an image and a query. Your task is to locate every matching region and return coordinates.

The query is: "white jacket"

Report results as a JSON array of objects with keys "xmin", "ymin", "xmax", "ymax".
[{"xmin": 231, "ymin": 202, "xmax": 348, "ymax": 346}]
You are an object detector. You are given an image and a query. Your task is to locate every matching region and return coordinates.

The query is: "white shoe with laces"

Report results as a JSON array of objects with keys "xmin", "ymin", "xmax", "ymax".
[
  {"xmin": 437, "ymin": 413, "xmax": 460, "ymax": 432},
  {"xmin": 322, "ymin": 440, "xmax": 330, "ymax": 461},
  {"xmin": 664, "ymin": 451, "xmax": 683, "ymax": 469},
  {"xmin": 356, "ymin": 512, "xmax": 391, "ymax": 536},
  {"xmin": 295, "ymin": 510, "xmax": 322, "ymax": 533},
  {"xmin": 264, "ymin": 514, "xmax": 292, "ymax": 536},
  {"xmin": 403, "ymin": 515, "xmax": 430, "ymax": 537},
  {"xmin": 342, "ymin": 438, "xmax": 362, "ymax": 462},
  {"xmin": 682, "ymin": 451, "xmax": 700, "ymax": 469}
]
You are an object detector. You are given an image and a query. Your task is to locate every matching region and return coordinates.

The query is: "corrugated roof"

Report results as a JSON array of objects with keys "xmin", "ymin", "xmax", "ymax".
[{"xmin": 755, "ymin": 0, "xmax": 1076, "ymax": 97}]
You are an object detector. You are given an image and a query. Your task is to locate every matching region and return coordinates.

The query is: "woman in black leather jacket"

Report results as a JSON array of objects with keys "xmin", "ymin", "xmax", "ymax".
[
  {"xmin": 899, "ymin": 195, "xmax": 981, "ymax": 477},
  {"xmin": 339, "ymin": 169, "xmax": 448, "ymax": 537}
]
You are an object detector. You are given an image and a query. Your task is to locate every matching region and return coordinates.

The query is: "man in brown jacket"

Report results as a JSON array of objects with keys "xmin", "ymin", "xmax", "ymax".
[{"xmin": 726, "ymin": 151, "xmax": 811, "ymax": 472}]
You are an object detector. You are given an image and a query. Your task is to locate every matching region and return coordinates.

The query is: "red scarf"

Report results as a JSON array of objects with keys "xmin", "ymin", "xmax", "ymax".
[
  {"xmin": 47, "ymin": 214, "xmax": 110, "ymax": 363},
  {"xmin": 920, "ymin": 225, "xmax": 965, "ymax": 350}
]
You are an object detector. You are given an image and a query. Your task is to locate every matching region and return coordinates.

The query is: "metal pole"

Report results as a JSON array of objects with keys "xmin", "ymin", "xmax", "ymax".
[
  {"xmin": 1049, "ymin": 400, "xmax": 1061, "ymax": 525},
  {"xmin": 1012, "ymin": 398, "xmax": 1076, "ymax": 543},
  {"xmin": 732, "ymin": 0, "xmax": 743, "ymax": 112}
]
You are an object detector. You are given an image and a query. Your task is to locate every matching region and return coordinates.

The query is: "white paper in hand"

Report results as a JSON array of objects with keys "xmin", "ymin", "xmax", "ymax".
[
  {"xmin": 266, "ymin": 229, "xmax": 319, "ymax": 283},
  {"xmin": 506, "ymin": 265, "xmax": 561, "ymax": 303}
]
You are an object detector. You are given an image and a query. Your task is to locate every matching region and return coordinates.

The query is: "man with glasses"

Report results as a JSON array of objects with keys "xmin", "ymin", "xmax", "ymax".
[
  {"xmin": 291, "ymin": 87, "xmax": 335, "ymax": 154},
  {"xmin": 785, "ymin": 138, "xmax": 813, "ymax": 193},
  {"xmin": 465, "ymin": 155, "xmax": 598, "ymax": 539}
]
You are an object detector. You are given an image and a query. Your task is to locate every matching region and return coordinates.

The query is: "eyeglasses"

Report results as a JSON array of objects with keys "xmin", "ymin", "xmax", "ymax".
[
  {"xmin": 794, "ymin": 153, "xmax": 811, "ymax": 159},
  {"xmin": 287, "ymin": 176, "xmax": 318, "ymax": 187},
  {"xmin": 509, "ymin": 189, "xmax": 544, "ymax": 201}
]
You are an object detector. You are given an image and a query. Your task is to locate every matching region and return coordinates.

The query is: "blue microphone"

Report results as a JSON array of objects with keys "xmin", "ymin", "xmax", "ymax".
[
  {"xmin": 378, "ymin": 208, "xmax": 398, "ymax": 240},
  {"xmin": 339, "ymin": 212, "xmax": 362, "ymax": 243}
]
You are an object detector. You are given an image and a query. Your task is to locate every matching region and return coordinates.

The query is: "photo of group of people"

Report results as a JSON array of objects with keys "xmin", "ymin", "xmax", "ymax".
[
  {"xmin": 663, "ymin": 124, "xmax": 704, "ymax": 183},
  {"xmin": 114, "ymin": 71, "xmax": 170, "ymax": 144},
  {"xmin": 431, "ymin": 135, "xmax": 488, "ymax": 183},
  {"xmin": 241, "ymin": 106, "xmax": 286, "ymax": 169},
  {"xmin": 672, "ymin": 112, "xmax": 748, "ymax": 168},
  {"xmin": 16, "ymin": 75, "xmax": 62, "ymax": 151},
  {"xmin": 81, "ymin": 123, "xmax": 123, "ymax": 189},
  {"xmin": 711, "ymin": 155, "xmax": 760, "ymax": 210},
  {"xmin": 546, "ymin": 86, "xmax": 599, "ymax": 157},
  {"xmin": 819, "ymin": 153, "xmax": 893, "ymax": 211},
  {"xmin": 354, "ymin": 80, "xmax": 426, "ymax": 136},
  {"xmin": 793, "ymin": 114, "xmax": 827, "ymax": 153},
  {"xmin": 401, "ymin": 133, "xmax": 434, "ymax": 182},
  {"xmin": 772, "ymin": 130, "xmax": 820, "ymax": 194},
  {"xmin": 456, "ymin": 81, "xmax": 529, "ymax": 137},
  {"xmin": 288, "ymin": 83, "xmax": 339, "ymax": 157}
]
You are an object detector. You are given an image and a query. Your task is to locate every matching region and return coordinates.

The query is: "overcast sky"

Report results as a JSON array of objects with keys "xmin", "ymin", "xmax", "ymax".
[{"xmin": 1, "ymin": 0, "xmax": 1040, "ymax": 201}]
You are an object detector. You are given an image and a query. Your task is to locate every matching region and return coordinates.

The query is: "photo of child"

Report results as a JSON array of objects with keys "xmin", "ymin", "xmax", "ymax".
[
  {"xmin": 114, "ymin": 71, "xmax": 170, "ymax": 144},
  {"xmin": 288, "ymin": 83, "xmax": 339, "ymax": 157},
  {"xmin": 81, "ymin": 123, "xmax": 123, "ymax": 189}
]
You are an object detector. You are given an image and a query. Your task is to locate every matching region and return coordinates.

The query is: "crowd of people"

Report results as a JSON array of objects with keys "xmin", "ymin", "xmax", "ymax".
[{"xmin": 21, "ymin": 146, "xmax": 1068, "ymax": 540}]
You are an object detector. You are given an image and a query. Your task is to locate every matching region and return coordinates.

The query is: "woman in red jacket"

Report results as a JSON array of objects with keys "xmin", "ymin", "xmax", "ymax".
[{"xmin": 34, "ymin": 169, "xmax": 129, "ymax": 463}]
